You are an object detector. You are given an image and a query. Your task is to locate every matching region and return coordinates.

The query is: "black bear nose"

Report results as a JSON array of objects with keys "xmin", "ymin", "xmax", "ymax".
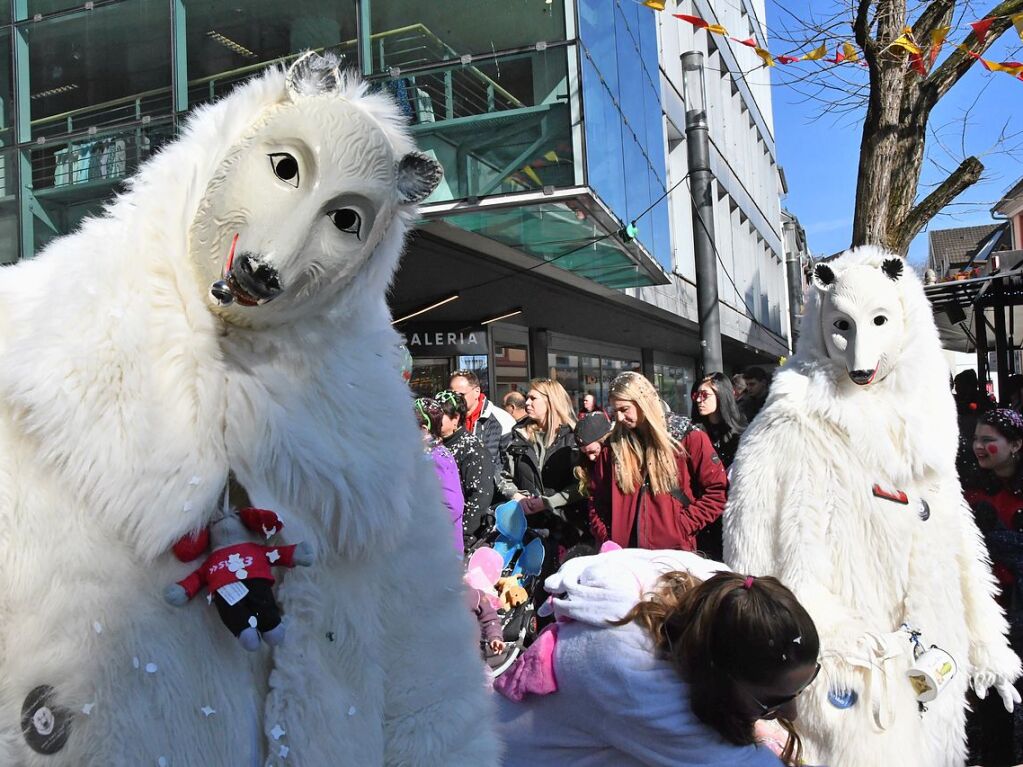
[
  {"xmin": 849, "ymin": 369, "xmax": 875, "ymax": 385},
  {"xmin": 232, "ymin": 252, "xmax": 282, "ymax": 302}
]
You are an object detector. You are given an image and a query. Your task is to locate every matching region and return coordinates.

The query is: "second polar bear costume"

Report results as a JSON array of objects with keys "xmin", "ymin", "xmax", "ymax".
[{"xmin": 725, "ymin": 246, "xmax": 1020, "ymax": 767}]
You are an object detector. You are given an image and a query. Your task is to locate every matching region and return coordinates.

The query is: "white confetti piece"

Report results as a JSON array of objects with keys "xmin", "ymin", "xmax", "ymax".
[
  {"xmin": 279, "ymin": 745, "xmax": 289, "ymax": 758},
  {"xmin": 158, "ymin": 758, "xmax": 168, "ymax": 767},
  {"xmin": 132, "ymin": 656, "xmax": 140, "ymax": 669},
  {"xmin": 266, "ymin": 549, "xmax": 281, "ymax": 563},
  {"xmin": 182, "ymin": 501, "xmax": 193, "ymax": 512},
  {"xmin": 145, "ymin": 663, "xmax": 158, "ymax": 674},
  {"xmin": 93, "ymin": 621, "xmax": 103, "ymax": 634},
  {"xmin": 793, "ymin": 636, "xmax": 802, "ymax": 644},
  {"xmin": 81, "ymin": 702, "xmax": 95, "ymax": 715},
  {"xmin": 188, "ymin": 476, "xmax": 201, "ymax": 486},
  {"xmin": 347, "ymin": 705, "xmax": 356, "ymax": 716},
  {"xmin": 200, "ymin": 706, "xmax": 215, "ymax": 718},
  {"xmin": 270, "ymin": 723, "xmax": 286, "ymax": 741},
  {"xmin": 206, "ymin": 594, "xmax": 213, "ymax": 605},
  {"xmin": 248, "ymin": 616, "xmax": 258, "ymax": 629}
]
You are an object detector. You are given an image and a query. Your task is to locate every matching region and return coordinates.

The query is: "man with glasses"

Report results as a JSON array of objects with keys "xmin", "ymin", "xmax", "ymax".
[{"xmin": 449, "ymin": 369, "xmax": 515, "ymax": 467}]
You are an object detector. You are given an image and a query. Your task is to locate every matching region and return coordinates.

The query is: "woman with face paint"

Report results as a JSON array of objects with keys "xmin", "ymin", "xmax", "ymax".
[
  {"xmin": 589, "ymin": 372, "xmax": 728, "ymax": 551},
  {"xmin": 963, "ymin": 408, "xmax": 1023, "ymax": 765}
]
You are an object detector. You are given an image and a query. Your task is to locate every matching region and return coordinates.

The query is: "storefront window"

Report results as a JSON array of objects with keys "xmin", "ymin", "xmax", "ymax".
[
  {"xmin": 0, "ymin": 147, "xmax": 17, "ymax": 264},
  {"xmin": 654, "ymin": 361, "xmax": 696, "ymax": 416},
  {"xmin": 0, "ymin": 28, "xmax": 13, "ymax": 149},
  {"xmin": 494, "ymin": 343, "xmax": 529, "ymax": 402},
  {"xmin": 23, "ymin": 1, "xmax": 172, "ymax": 140},
  {"xmin": 548, "ymin": 352, "xmax": 640, "ymax": 413},
  {"xmin": 368, "ymin": 0, "xmax": 566, "ymax": 73},
  {"xmin": 184, "ymin": 0, "xmax": 358, "ymax": 109}
]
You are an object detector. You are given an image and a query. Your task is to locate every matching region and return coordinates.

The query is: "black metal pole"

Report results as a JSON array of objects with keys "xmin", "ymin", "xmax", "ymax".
[
  {"xmin": 682, "ymin": 51, "xmax": 723, "ymax": 377},
  {"xmin": 994, "ymin": 278, "xmax": 1009, "ymax": 402}
]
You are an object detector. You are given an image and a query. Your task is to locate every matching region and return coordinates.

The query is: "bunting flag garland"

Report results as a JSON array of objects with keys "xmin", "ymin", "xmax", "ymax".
[
  {"xmin": 654, "ymin": 8, "xmax": 1023, "ymax": 85},
  {"xmin": 929, "ymin": 27, "xmax": 950, "ymax": 66},
  {"xmin": 803, "ymin": 42, "xmax": 828, "ymax": 60},
  {"xmin": 673, "ymin": 13, "xmax": 728, "ymax": 36},
  {"xmin": 969, "ymin": 18, "xmax": 995, "ymax": 44}
]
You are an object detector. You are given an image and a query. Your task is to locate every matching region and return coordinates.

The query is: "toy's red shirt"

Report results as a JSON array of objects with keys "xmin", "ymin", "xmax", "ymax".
[{"xmin": 177, "ymin": 542, "xmax": 297, "ymax": 599}]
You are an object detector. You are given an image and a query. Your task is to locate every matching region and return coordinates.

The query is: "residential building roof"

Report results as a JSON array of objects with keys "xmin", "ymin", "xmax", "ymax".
[{"xmin": 928, "ymin": 224, "xmax": 1009, "ymax": 274}]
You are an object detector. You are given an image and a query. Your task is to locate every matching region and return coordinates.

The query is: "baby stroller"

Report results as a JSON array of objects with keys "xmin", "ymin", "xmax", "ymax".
[{"xmin": 464, "ymin": 500, "xmax": 546, "ymax": 677}]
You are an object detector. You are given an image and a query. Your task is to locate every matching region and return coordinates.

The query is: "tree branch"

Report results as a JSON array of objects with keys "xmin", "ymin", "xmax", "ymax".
[
  {"xmin": 926, "ymin": 0, "xmax": 1023, "ymax": 99},
  {"xmin": 895, "ymin": 156, "xmax": 984, "ymax": 252},
  {"xmin": 911, "ymin": 0, "xmax": 955, "ymax": 41}
]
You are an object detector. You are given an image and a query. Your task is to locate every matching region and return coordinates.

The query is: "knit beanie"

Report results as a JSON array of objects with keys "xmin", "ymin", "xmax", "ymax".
[{"xmin": 575, "ymin": 412, "xmax": 612, "ymax": 446}]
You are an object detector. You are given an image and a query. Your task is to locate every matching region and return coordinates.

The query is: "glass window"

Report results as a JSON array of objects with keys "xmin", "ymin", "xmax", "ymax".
[
  {"xmin": 0, "ymin": 147, "xmax": 17, "ymax": 264},
  {"xmin": 577, "ymin": 0, "xmax": 617, "ymax": 94},
  {"xmin": 24, "ymin": 1, "xmax": 172, "ymax": 140},
  {"xmin": 0, "ymin": 28, "xmax": 11, "ymax": 148},
  {"xmin": 580, "ymin": 53, "xmax": 624, "ymax": 217},
  {"xmin": 548, "ymin": 353, "xmax": 580, "ymax": 406},
  {"xmin": 654, "ymin": 361, "xmax": 695, "ymax": 416},
  {"xmin": 369, "ymin": 0, "xmax": 566, "ymax": 72},
  {"xmin": 494, "ymin": 344, "xmax": 530, "ymax": 403},
  {"xmin": 390, "ymin": 47, "xmax": 574, "ymax": 203},
  {"xmin": 184, "ymin": 0, "xmax": 358, "ymax": 108}
]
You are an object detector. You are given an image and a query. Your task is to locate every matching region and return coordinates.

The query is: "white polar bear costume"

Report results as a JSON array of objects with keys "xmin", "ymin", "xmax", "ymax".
[
  {"xmin": 724, "ymin": 246, "xmax": 1020, "ymax": 767},
  {"xmin": 0, "ymin": 54, "xmax": 497, "ymax": 765}
]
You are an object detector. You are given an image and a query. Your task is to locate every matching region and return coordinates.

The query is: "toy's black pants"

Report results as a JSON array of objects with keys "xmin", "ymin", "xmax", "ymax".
[{"xmin": 213, "ymin": 580, "xmax": 282, "ymax": 636}]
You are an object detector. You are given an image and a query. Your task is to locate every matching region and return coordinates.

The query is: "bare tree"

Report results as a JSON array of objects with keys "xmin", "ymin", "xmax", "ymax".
[{"xmin": 849, "ymin": 0, "xmax": 1023, "ymax": 254}]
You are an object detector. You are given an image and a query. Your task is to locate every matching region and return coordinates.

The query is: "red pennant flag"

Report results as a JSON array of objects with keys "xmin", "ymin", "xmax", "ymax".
[
  {"xmin": 777, "ymin": 55, "xmax": 802, "ymax": 64},
  {"xmin": 970, "ymin": 18, "xmax": 995, "ymax": 44},
  {"xmin": 673, "ymin": 14, "xmax": 727, "ymax": 35},
  {"xmin": 735, "ymin": 37, "xmax": 757, "ymax": 48},
  {"xmin": 908, "ymin": 51, "xmax": 927, "ymax": 75}
]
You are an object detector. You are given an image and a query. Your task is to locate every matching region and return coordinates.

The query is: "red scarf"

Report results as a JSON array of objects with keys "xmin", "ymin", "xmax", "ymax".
[{"xmin": 464, "ymin": 394, "xmax": 486, "ymax": 435}]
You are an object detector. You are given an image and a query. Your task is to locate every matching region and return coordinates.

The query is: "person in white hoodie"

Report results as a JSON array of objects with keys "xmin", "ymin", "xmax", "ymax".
[{"xmin": 494, "ymin": 548, "xmax": 821, "ymax": 767}]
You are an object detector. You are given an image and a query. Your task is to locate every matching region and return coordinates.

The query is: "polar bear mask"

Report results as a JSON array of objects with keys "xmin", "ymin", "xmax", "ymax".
[
  {"xmin": 812, "ymin": 257, "xmax": 907, "ymax": 386},
  {"xmin": 188, "ymin": 52, "xmax": 442, "ymax": 327}
]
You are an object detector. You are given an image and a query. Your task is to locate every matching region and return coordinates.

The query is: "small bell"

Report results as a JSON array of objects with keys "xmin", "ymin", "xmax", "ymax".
[{"xmin": 210, "ymin": 279, "xmax": 234, "ymax": 306}]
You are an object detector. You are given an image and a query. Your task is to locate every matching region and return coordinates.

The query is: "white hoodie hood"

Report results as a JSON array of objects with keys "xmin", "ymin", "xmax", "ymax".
[{"xmin": 543, "ymin": 548, "xmax": 728, "ymax": 626}]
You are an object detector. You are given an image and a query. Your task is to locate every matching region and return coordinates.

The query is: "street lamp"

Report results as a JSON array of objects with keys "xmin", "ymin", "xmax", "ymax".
[{"xmin": 681, "ymin": 51, "xmax": 722, "ymax": 376}]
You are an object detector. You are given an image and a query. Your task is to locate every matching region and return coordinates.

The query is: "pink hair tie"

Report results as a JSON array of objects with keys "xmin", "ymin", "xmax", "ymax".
[{"xmin": 743, "ymin": 575, "xmax": 755, "ymax": 590}]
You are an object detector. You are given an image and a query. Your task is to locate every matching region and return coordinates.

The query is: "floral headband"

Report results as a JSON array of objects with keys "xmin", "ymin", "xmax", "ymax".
[{"xmin": 981, "ymin": 408, "xmax": 1023, "ymax": 437}]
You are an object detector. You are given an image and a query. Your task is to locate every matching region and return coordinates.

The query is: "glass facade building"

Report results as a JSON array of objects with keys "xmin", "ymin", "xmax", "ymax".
[{"xmin": 0, "ymin": 0, "xmax": 671, "ymax": 288}]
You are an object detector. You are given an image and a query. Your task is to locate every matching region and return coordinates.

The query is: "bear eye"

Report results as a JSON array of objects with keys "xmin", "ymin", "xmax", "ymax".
[
  {"xmin": 873, "ymin": 315, "xmax": 888, "ymax": 326},
  {"xmin": 833, "ymin": 319, "xmax": 851, "ymax": 331},
  {"xmin": 329, "ymin": 208, "xmax": 362, "ymax": 238},
  {"xmin": 268, "ymin": 153, "xmax": 299, "ymax": 187}
]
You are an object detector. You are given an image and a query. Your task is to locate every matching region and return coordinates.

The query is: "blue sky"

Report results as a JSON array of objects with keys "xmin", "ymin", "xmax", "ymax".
[{"xmin": 766, "ymin": 0, "xmax": 1023, "ymax": 266}]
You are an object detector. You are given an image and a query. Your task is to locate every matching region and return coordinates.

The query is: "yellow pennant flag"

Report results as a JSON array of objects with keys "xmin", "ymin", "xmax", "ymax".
[
  {"xmin": 1013, "ymin": 14, "xmax": 1023, "ymax": 43},
  {"xmin": 841, "ymin": 42, "xmax": 859, "ymax": 62},
  {"xmin": 929, "ymin": 26, "xmax": 950, "ymax": 65},
  {"xmin": 891, "ymin": 27, "xmax": 921, "ymax": 55},
  {"xmin": 986, "ymin": 60, "xmax": 1023, "ymax": 76},
  {"xmin": 754, "ymin": 47, "xmax": 775, "ymax": 67},
  {"xmin": 521, "ymin": 166, "xmax": 542, "ymax": 186},
  {"xmin": 642, "ymin": 0, "xmax": 666, "ymax": 10},
  {"xmin": 803, "ymin": 42, "xmax": 827, "ymax": 60},
  {"xmin": 706, "ymin": 23, "xmax": 728, "ymax": 35}
]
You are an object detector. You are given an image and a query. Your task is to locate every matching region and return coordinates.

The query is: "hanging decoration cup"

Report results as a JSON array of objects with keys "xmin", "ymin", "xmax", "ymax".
[{"xmin": 906, "ymin": 646, "xmax": 958, "ymax": 702}]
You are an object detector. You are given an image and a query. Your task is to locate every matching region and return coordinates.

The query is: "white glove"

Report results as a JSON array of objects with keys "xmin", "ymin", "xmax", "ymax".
[{"xmin": 973, "ymin": 671, "xmax": 1022, "ymax": 712}]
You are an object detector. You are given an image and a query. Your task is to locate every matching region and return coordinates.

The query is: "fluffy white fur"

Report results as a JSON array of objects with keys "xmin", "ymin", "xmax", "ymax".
[
  {"xmin": 724, "ymin": 246, "xmax": 1020, "ymax": 767},
  {"xmin": 0, "ymin": 60, "xmax": 497, "ymax": 765}
]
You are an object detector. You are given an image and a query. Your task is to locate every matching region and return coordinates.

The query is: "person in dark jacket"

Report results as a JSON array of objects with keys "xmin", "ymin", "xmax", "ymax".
[
  {"xmin": 498, "ymin": 378, "xmax": 590, "ymax": 565},
  {"xmin": 436, "ymin": 389, "xmax": 494, "ymax": 547},
  {"xmin": 739, "ymin": 366, "xmax": 770, "ymax": 423},
  {"xmin": 450, "ymin": 369, "xmax": 515, "ymax": 468},
  {"xmin": 589, "ymin": 372, "xmax": 727, "ymax": 551},
  {"xmin": 691, "ymin": 372, "xmax": 748, "ymax": 468}
]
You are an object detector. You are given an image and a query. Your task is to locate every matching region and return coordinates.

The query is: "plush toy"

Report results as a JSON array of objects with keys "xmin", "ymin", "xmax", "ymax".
[
  {"xmin": 496, "ymin": 575, "xmax": 528, "ymax": 609},
  {"xmin": 165, "ymin": 508, "xmax": 313, "ymax": 651}
]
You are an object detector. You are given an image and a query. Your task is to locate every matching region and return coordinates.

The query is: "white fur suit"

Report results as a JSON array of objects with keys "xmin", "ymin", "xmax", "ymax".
[{"xmin": 725, "ymin": 246, "xmax": 1020, "ymax": 767}]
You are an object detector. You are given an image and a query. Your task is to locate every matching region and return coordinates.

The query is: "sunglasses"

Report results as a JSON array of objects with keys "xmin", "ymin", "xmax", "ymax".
[
  {"xmin": 731, "ymin": 661, "xmax": 821, "ymax": 718},
  {"xmin": 691, "ymin": 389, "xmax": 715, "ymax": 402}
]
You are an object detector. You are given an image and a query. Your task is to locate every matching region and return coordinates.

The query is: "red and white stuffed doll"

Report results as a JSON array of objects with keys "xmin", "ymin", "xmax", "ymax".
[{"xmin": 165, "ymin": 508, "xmax": 313, "ymax": 651}]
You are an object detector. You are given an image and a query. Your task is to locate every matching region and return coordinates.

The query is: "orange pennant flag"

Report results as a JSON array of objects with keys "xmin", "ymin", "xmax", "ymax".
[
  {"xmin": 642, "ymin": 0, "xmax": 666, "ymax": 10},
  {"xmin": 803, "ymin": 42, "xmax": 827, "ymax": 60},
  {"xmin": 891, "ymin": 28, "xmax": 921, "ymax": 55},
  {"xmin": 1012, "ymin": 14, "xmax": 1023, "ymax": 43},
  {"xmin": 842, "ymin": 42, "xmax": 860, "ymax": 62},
  {"xmin": 970, "ymin": 18, "xmax": 995, "ymax": 44},
  {"xmin": 929, "ymin": 27, "xmax": 950, "ymax": 66},
  {"xmin": 673, "ymin": 14, "xmax": 728, "ymax": 36},
  {"xmin": 754, "ymin": 47, "xmax": 775, "ymax": 67}
]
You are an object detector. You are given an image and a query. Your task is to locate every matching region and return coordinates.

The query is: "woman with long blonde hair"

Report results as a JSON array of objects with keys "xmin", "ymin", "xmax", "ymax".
[
  {"xmin": 590, "ymin": 371, "xmax": 727, "ymax": 550},
  {"xmin": 498, "ymin": 378, "xmax": 592, "ymax": 560}
]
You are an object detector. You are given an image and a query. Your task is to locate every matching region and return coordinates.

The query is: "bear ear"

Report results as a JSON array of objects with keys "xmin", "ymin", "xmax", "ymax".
[
  {"xmin": 812, "ymin": 263, "xmax": 837, "ymax": 291},
  {"xmin": 286, "ymin": 50, "xmax": 342, "ymax": 99},
  {"xmin": 881, "ymin": 257, "xmax": 904, "ymax": 282},
  {"xmin": 396, "ymin": 152, "xmax": 444, "ymax": 205}
]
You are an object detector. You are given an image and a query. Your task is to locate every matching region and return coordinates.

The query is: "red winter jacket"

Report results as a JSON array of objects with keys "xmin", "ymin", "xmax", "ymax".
[
  {"xmin": 588, "ymin": 428, "xmax": 727, "ymax": 551},
  {"xmin": 177, "ymin": 542, "xmax": 298, "ymax": 599}
]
